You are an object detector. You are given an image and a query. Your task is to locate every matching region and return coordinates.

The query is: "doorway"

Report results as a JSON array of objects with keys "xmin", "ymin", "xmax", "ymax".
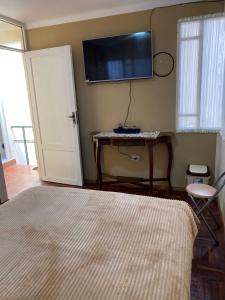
[
  {"xmin": 0, "ymin": 17, "xmax": 83, "ymax": 202},
  {"xmin": 0, "ymin": 49, "xmax": 39, "ymax": 198}
]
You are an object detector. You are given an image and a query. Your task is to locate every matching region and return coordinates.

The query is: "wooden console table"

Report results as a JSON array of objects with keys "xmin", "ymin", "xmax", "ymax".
[{"xmin": 91, "ymin": 132, "xmax": 173, "ymax": 194}]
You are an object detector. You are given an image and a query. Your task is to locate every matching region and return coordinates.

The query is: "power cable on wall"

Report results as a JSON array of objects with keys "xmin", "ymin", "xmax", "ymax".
[
  {"xmin": 120, "ymin": 80, "xmax": 137, "ymax": 158},
  {"xmin": 123, "ymin": 80, "xmax": 132, "ymax": 127},
  {"xmin": 117, "ymin": 146, "xmax": 131, "ymax": 159}
]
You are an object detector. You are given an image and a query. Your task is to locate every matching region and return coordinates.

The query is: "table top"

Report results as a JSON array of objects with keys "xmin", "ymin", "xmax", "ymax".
[{"xmin": 92, "ymin": 131, "xmax": 173, "ymax": 140}]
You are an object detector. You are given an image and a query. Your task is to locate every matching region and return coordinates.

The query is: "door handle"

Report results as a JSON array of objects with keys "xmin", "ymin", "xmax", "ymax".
[{"xmin": 68, "ymin": 112, "xmax": 76, "ymax": 124}]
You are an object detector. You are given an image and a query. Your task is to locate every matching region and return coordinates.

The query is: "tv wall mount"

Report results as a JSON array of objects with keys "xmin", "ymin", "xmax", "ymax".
[{"xmin": 153, "ymin": 51, "xmax": 175, "ymax": 77}]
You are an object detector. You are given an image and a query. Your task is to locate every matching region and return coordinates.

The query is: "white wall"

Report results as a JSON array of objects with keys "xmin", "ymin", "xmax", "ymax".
[{"xmin": 215, "ymin": 133, "xmax": 225, "ymax": 226}]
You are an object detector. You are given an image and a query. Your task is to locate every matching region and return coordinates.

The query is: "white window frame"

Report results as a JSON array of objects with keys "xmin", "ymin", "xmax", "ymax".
[{"xmin": 176, "ymin": 13, "xmax": 225, "ymax": 133}]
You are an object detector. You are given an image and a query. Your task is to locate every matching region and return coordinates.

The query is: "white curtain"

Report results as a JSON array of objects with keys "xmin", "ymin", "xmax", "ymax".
[{"xmin": 176, "ymin": 13, "xmax": 225, "ymax": 132}]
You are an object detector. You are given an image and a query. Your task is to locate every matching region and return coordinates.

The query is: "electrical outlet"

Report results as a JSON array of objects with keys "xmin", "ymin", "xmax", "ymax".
[{"xmin": 131, "ymin": 155, "xmax": 140, "ymax": 161}]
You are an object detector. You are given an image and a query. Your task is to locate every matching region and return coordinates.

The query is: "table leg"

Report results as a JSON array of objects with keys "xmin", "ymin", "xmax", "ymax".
[
  {"xmin": 148, "ymin": 141, "xmax": 154, "ymax": 194},
  {"xmin": 96, "ymin": 141, "xmax": 102, "ymax": 189},
  {"xmin": 93, "ymin": 139, "xmax": 98, "ymax": 185},
  {"xmin": 166, "ymin": 141, "xmax": 173, "ymax": 191},
  {"xmin": 93, "ymin": 139, "xmax": 97, "ymax": 162}
]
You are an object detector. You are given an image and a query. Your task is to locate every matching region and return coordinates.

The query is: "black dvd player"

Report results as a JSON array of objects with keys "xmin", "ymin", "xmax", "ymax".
[{"xmin": 113, "ymin": 125, "xmax": 141, "ymax": 134}]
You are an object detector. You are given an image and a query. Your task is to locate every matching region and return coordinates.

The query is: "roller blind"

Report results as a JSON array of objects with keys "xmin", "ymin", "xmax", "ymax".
[{"xmin": 176, "ymin": 14, "xmax": 225, "ymax": 132}]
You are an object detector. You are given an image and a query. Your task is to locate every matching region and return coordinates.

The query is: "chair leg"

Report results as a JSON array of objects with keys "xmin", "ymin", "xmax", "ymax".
[
  {"xmin": 198, "ymin": 199, "xmax": 220, "ymax": 230},
  {"xmin": 206, "ymin": 207, "xmax": 221, "ymax": 230},
  {"xmin": 199, "ymin": 213, "xmax": 219, "ymax": 246},
  {"xmin": 189, "ymin": 195, "xmax": 219, "ymax": 246},
  {"xmin": 189, "ymin": 195, "xmax": 202, "ymax": 215}
]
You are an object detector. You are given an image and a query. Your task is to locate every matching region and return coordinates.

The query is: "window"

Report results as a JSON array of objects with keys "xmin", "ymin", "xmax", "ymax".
[{"xmin": 176, "ymin": 14, "xmax": 225, "ymax": 132}]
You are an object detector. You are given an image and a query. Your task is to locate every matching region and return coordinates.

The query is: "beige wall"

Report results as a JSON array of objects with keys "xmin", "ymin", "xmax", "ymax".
[{"xmin": 27, "ymin": 2, "xmax": 223, "ymax": 187}]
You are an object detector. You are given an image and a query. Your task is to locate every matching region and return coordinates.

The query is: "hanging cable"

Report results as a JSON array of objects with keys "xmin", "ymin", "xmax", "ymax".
[
  {"xmin": 123, "ymin": 80, "xmax": 132, "ymax": 127},
  {"xmin": 117, "ymin": 146, "xmax": 131, "ymax": 159}
]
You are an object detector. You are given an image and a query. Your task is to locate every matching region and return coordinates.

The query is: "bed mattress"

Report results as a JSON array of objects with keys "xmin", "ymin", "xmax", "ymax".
[{"xmin": 0, "ymin": 186, "xmax": 199, "ymax": 299}]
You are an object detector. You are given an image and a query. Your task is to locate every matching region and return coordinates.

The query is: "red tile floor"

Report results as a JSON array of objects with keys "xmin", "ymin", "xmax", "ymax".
[{"xmin": 3, "ymin": 164, "xmax": 41, "ymax": 199}]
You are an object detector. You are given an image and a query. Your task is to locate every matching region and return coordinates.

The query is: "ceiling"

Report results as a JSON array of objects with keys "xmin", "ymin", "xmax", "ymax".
[{"xmin": 0, "ymin": 0, "xmax": 206, "ymax": 28}]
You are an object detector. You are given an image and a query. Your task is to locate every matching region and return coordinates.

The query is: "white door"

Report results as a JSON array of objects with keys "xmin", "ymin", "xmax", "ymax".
[{"xmin": 25, "ymin": 46, "xmax": 83, "ymax": 186}]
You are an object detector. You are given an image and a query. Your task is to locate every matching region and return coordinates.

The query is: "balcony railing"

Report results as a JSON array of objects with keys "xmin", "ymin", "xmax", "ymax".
[{"xmin": 11, "ymin": 126, "xmax": 34, "ymax": 165}]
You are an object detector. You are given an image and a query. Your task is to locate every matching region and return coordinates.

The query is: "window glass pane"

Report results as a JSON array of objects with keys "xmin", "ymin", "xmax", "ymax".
[
  {"xmin": 13, "ymin": 142, "xmax": 27, "ymax": 164},
  {"xmin": 25, "ymin": 127, "xmax": 34, "ymax": 141},
  {"xmin": 0, "ymin": 20, "xmax": 24, "ymax": 50},
  {"xmin": 27, "ymin": 143, "xmax": 37, "ymax": 166},
  {"xmin": 200, "ymin": 17, "xmax": 225, "ymax": 129},
  {"xmin": 178, "ymin": 116, "xmax": 198, "ymax": 130},
  {"xmin": 177, "ymin": 15, "xmax": 225, "ymax": 132},
  {"xmin": 11, "ymin": 127, "xmax": 23, "ymax": 140},
  {"xmin": 180, "ymin": 21, "xmax": 200, "ymax": 38},
  {"xmin": 178, "ymin": 39, "xmax": 199, "ymax": 115}
]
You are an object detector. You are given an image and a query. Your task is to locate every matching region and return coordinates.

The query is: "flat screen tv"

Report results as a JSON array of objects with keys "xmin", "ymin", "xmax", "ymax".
[{"xmin": 82, "ymin": 32, "xmax": 153, "ymax": 82}]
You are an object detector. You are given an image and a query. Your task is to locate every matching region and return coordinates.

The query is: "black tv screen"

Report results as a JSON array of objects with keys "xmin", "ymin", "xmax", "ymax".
[{"xmin": 82, "ymin": 32, "xmax": 153, "ymax": 82}]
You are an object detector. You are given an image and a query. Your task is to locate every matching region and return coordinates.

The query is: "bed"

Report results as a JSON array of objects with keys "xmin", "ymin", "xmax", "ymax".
[{"xmin": 0, "ymin": 186, "xmax": 199, "ymax": 299}]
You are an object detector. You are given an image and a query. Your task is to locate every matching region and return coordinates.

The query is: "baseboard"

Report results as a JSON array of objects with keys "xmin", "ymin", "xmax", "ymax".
[{"xmin": 84, "ymin": 178, "xmax": 185, "ymax": 191}]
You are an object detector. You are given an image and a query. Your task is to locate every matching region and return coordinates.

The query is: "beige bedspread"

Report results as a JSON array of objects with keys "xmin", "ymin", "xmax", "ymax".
[{"xmin": 0, "ymin": 186, "xmax": 199, "ymax": 300}]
